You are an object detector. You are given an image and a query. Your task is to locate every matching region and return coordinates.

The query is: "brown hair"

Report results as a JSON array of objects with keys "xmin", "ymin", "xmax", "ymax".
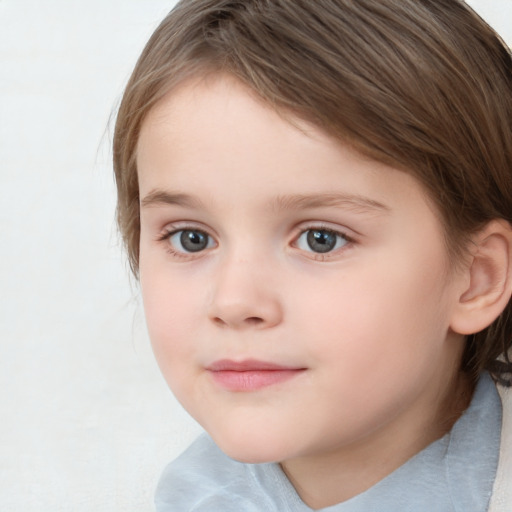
[{"xmin": 113, "ymin": 0, "xmax": 512, "ymax": 383}]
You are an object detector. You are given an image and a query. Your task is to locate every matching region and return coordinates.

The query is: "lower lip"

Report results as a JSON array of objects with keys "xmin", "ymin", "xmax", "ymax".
[{"xmin": 208, "ymin": 369, "xmax": 305, "ymax": 392}]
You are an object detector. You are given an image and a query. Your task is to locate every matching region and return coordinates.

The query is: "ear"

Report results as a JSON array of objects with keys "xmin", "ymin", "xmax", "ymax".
[{"xmin": 450, "ymin": 220, "xmax": 512, "ymax": 335}]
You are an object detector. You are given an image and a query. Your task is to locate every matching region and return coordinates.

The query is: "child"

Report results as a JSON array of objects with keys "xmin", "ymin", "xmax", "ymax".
[{"xmin": 113, "ymin": 0, "xmax": 512, "ymax": 510}]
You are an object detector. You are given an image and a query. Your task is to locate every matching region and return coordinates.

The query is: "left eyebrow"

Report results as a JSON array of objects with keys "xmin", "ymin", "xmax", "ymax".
[
  {"xmin": 140, "ymin": 190, "xmax": 206, "ymax": 210},
  {"xmin": 269, "ymin": 193, "xmax": 391, "ymax": 215}
]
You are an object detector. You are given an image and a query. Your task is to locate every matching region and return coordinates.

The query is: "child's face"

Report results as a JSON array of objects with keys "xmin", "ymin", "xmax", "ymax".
[{"xmin": 137, "ymin": 75, "xmax": 466, "ymax": 466}]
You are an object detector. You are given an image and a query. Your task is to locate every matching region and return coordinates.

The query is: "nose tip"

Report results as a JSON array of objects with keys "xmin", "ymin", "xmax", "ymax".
[{"xmin": 208, "ymin": 262, "xmax": 283, "ymax": 330}]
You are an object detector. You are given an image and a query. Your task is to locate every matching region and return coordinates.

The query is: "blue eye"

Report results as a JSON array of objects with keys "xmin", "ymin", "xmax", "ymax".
[
  {"xmin": 296, "ymin": 229, "xmax": 348, "ymax": 253},
  {"xmin": 168, "ymin": 229, "xmax": 214, "ymax": 253}
]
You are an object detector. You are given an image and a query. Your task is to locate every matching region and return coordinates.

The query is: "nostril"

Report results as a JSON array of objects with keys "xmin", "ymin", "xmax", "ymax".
[
  {"xmin": 212, "ymin": 317, "xmax": 227, "ymax": 327},
  {"xmin": 211, "ymin": 315, "xmax": 265, "ymax": 328},
  {"xmin": 245, "ymin": 317, "xmax": 264, "ymax": 325},
  {"xmin": 211, "ymin": 316, "xmax": 263, "ymax": 328}
]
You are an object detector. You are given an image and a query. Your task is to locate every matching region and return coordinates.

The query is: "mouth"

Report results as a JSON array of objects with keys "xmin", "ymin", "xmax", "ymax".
[{"xmin": 206, "ymin": 359, "xmax": 307, "ymax": 392}]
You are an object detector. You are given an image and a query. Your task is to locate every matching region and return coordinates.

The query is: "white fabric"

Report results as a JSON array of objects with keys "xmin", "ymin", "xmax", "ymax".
[
  {"xmin": 155, "ymin": 373, "xmax": 504, "ymax": 511},
  {"xmin": 488, "ymin": 382, "xmax": 512, "ymax": 512}
]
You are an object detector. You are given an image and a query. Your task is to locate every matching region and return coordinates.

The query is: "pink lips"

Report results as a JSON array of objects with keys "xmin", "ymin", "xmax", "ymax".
[{"xmin": 206, "ymin": 359, "xmax": 306, "ymax": 392}]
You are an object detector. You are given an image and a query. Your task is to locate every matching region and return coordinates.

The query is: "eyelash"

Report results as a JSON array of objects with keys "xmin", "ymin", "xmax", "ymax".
[
  {"xmin": 156, "ymin": 226, "xmax": 215, "ymax": 259},
  {"xmin": 294, "ymin": 224, "xmax": 354, "ymax": 260},
  {"xmin": 156, "ymin": 224, "xmax": 355, "ymax": 260}
]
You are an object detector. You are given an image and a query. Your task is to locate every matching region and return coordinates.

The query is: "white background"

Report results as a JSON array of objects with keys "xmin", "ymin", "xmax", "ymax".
[{"xmin": 1, "ymin": 1, "xmax": 511, "ymax": 510}]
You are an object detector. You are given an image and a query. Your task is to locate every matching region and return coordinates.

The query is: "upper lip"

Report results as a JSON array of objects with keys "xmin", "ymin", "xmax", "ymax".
[{"xmin": 206, "ymin": 359, "xmax": 304, "ymax": 372}]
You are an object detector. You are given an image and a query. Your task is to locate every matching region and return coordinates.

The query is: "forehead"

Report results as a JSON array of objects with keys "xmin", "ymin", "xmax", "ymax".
[
  {"xmin": 137, "ymin": 74, "xmax": 316, "ymax": 171},
  {"xmin": 137, "ymin": 74, "xmax": 440, "ymax": 226}
]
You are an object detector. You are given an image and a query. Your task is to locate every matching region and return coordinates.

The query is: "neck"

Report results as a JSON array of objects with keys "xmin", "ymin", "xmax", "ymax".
[{"xmin": 280, "ymin": 368, "xmax": 474, "ymax": 509}]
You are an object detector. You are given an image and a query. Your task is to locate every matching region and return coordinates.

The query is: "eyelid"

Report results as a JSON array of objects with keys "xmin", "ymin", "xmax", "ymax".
[
  {"xmin": 291, "ymin": 222, "xmax": 356, "ymax": 259},
  {"xmin": 293, "ymin": 221, "xmax": 355, "ymax": 240},
  {"xmin": 156, "ymin": 222, "xmax": 218, "ymax": 258},
  {"xmin": 154, "ymin": 220, "xmax": 356, "ymax": 261},
  {"xmin": 156, "ymin": 220, "xmax": 217, "ymax": 240}
]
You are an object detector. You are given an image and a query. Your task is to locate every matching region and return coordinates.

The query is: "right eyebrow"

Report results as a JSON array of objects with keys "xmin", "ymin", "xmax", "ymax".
[
  {"xmin": 269, "ymin": 192, "xmax": 391, "ymax": 216},
  {"xmin": 140, "ymin": 190, "xmax": 205, "ymax": 209}
]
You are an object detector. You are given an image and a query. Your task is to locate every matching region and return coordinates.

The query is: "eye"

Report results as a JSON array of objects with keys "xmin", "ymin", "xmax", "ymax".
[
  {"xmin": 168, "ymin": 229, "xmax": 215, "ymax": 253},
  {"xmin": 296, "ymin": 228, "xmax": 349, "ymax": 254}
]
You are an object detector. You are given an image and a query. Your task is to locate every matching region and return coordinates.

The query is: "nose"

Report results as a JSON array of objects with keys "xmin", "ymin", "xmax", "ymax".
[{"xmin": 208, "ymin": 255, "xmax": 283, "ymax": 330}]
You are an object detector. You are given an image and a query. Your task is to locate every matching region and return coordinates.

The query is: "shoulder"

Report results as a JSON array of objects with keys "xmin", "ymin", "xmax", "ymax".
[
  {"xmin": 154, "ymin": 433, "xmax": 285, "ymax": 512},
  {"xmin": 488, "ymin": 383, "xmax": 512, "ymax": 512}
]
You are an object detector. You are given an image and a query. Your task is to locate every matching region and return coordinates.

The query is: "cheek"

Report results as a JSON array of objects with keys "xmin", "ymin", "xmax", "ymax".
[
  {"xmin": 286, "ymin": 256, "xmax": 455, "ymax": 435},
  {"xmin": 294, "ymin": 250, "xmax": 452, "ymax": 372},
  {"xmin": 140, "ymin": 266, "xmax": 204, "ymax": 378}
]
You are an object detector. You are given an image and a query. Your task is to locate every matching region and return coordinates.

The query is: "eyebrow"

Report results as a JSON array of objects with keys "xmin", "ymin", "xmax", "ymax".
[
  {"xmin": 140, "ymin": 189, "xmax": 390, "ymax": 215},
  {"xmin": 269, "ymin": 193, "xmax": 390, "ymax": 215},
  {"xmin": 140, "ymin": 190, "xmax": 206, "ymax": 209}
]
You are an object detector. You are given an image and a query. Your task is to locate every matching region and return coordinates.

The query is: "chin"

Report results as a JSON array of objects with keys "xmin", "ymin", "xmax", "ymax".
[{"xmin": 210, "ymin": 427, "xmax": 292, "ymax": 464}]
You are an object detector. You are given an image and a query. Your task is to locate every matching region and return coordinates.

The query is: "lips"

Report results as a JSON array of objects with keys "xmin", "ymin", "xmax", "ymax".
[{"xmin": 206, "ymin": 359, "xmax": 306, "ymax": 392}]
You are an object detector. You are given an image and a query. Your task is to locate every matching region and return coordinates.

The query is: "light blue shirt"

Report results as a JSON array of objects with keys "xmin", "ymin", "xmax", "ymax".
[{"xmin": 155, "ymin": 373, "xmax": 502, "ymax": 511}]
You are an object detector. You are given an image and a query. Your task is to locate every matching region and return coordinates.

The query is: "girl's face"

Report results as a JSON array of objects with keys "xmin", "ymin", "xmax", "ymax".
[{"xmin": 137, "ymin": 75, "xmax": 467, "ymax": 470}]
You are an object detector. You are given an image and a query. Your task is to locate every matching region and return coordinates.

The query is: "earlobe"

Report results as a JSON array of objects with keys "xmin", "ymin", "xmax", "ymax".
[{"xmin": 450, "ymin": 220, "xmax": 512, "ymax": 335}]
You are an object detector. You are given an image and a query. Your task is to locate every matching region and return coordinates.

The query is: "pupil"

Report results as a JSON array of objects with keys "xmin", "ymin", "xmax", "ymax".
[
  {"xmin": 180, "ymin": 230, "xmax": 208, "ymax": 252},
  {"xmin": 307, "ymin": 230, "xmax": 336, "ymax": 253}
]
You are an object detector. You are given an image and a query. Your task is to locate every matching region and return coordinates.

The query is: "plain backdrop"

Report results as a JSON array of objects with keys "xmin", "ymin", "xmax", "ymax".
[{"xmin": 1, "ymin": 1, "xmax": 511, "ymax": 511}]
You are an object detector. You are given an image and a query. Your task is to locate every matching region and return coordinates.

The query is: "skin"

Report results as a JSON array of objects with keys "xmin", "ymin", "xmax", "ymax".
[{"xmin": 137, "ymin": 74, "xmax": 471, "ymax": 508}]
